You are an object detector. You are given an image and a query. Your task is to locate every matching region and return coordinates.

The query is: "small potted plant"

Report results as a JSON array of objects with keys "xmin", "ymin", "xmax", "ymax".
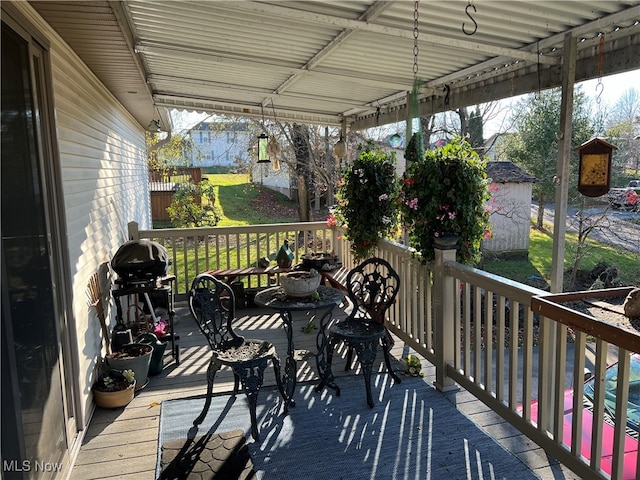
[{"xmin": 92, "ymin": 368, "xmax": 136, "ymax": 409}]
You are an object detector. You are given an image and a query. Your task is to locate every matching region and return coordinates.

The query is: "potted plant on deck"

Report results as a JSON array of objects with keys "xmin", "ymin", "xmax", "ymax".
[
  {"xmin": 334, "ymin": 141, "xmax": 399, "ymax": 261},
  {"xmin": 106, "ymin": 343, "xmax": 153, "ymax": 390},
  {"xmin": 399, "ymin": 136, "xmax": 492, "ymax": 264},
  {"xmin": 92, "ymin": 368, "xmax": 136, "ymax": 409}
]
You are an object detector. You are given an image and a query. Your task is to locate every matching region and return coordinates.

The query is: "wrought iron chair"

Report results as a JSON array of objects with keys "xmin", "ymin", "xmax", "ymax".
[
  {"xmin": 188, "ymin": 273, "xmax": 285, "ymax": 440},
  {"xmin": 328, "ymin": 257, "xmax": 402, "ymax": 407}
]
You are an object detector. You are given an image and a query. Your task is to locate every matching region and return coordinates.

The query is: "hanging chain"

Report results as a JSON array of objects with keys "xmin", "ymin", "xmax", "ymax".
[
  {"xmin": 595, "ymin": 34, "xmax": 605, "ymax": 134},
  {"xmin": 413, "ymin": 0, "xmax": 419, "ymax": 79}
]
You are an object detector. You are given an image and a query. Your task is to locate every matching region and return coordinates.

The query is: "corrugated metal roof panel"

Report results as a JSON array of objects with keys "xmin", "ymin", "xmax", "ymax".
[{"xmin": 30, "ymin": 0, "xmax": 640, "ymax": 130}]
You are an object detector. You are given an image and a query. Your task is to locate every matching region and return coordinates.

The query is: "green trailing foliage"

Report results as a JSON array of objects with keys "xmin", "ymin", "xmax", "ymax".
[
  {"xmin": 334, "ymin": 142, "xmax": 399, "ymax": 261},
  {"xmin": 399, "ymin": 136, "xmax": 491, "ymax": 264}
]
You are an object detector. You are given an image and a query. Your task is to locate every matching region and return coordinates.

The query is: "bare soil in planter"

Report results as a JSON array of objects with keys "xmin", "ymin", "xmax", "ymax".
[
  {"xmin": 108, "ymin": 343, "xmax": 152, "ymax": 359},
  {"xmin": 93, "ymin": 378, "xmax": 132, "ymax": 393}
]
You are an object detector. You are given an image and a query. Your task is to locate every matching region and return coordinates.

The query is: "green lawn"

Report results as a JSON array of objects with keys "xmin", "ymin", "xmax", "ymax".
[
  {"xmin": 207, "ymin": 173, "xmax": 298, "ymax": 225},
  {"xmin": 482, "ymin": 224, "xmax": 639, "ymax": 289}
]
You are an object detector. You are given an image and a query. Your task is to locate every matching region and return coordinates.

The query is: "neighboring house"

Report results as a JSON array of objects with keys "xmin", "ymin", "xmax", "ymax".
[
  {"xmin": 483, "ymin": 162, "xmax": 537, "ymax": 259},
  {"xmin": 251, "ymin": 159, "xmax": 295, "ymax": 199},
  {"xmin": 187, "ymin": 122, "xmax": 253, "ymax": 168},
  {"xmin": 2, "ymin": 4, "xmax": 152, "ymax": 475}
]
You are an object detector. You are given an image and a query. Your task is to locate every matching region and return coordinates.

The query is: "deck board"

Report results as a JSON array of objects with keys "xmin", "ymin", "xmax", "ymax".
[{"xmin": 69, "ymin": 302, "xmax": 574, "ymax": 480}]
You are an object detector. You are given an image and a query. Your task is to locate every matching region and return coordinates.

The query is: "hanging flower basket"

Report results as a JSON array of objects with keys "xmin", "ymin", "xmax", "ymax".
[
  {"xmin": 334, "ymin": 141, "xmax": 399, "ymax": 261},
  {"xmin": 399, "ymin": 136, "xmax": 491, "ymax": 264}
]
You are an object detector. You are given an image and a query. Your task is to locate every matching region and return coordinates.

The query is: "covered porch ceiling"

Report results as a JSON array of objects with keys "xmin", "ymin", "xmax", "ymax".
[{"xmin": 30, "ymin": 1, "xmax": 640, "ymax": 132}]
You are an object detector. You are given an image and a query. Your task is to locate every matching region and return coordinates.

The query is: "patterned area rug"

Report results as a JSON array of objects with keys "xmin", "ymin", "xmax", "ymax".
[
  {"xmin": 158, "ymin": 374, "xmax": 537, "ymax": 479},
  {"xmin": 159, "ymin": 429, "xmax": 256, "ymax": 480}
]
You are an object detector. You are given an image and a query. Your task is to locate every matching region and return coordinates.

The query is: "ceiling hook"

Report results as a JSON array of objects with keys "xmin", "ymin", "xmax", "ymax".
[{"xmin": 462, "ymin": 2, "xmax": 478, "ymax": 36}]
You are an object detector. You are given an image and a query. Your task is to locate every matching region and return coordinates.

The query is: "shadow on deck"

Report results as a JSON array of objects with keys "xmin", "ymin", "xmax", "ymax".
[{"xmin": 69, "ymin": 303, "xmax": 575, "ymax": 480}]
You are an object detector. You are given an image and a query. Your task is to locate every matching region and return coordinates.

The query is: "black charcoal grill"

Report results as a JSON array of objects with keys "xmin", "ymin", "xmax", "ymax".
[
  {"xmin": 109, "ymin": 239, "xmax": 180, "ymax": 364},
  {"xmin": 111, "ymin": 239, "xmax": 170, "ymax": 286}
]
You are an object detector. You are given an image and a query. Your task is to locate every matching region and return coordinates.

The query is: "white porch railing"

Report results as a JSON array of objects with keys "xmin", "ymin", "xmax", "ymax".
[{"xmin": 130, "ymin": 221, "xmax": 638, "ymax": 480}]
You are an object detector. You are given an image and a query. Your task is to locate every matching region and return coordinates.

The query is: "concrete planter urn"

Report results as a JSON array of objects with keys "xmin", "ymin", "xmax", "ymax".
[{"xmin": 280, "ymin": 269, "xmax": 321, "ymax": 297}]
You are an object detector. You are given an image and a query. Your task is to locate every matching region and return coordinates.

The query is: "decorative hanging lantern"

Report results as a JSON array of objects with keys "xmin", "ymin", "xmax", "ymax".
[
  {"xmin": 389, "ymin": 133, "xmax": 402, "ymax": 148},
  {"xmin": 575, "ymin": 137, "xmax": 617, "ymax": 197},
  {"xmin": 257, "ymin": 133, "xmax": 270, "ymax": 163},
  {"xmin": 334, "ymin": 137, "xmax": 346, "ymax": 158}
]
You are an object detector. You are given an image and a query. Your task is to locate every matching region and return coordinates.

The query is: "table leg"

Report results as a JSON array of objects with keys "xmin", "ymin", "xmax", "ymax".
[
  {"xmin": 279, "ymin": 310, "xmax": 297, "ymax": 408},
  {"xmin": 314, "ymin": 306, "xmax": 340, "ymax": 396}
]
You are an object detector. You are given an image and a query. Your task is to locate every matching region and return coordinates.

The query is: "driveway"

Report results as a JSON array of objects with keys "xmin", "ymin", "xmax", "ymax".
[{"xmin": 531, "ymin": 203, "xmax": 640, "ymax": 255}]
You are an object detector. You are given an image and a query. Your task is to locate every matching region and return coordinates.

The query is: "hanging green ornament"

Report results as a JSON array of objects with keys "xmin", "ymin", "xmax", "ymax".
[{"xmin": 405, "ymin": 77, "xmax": 424, "ymax": 163}]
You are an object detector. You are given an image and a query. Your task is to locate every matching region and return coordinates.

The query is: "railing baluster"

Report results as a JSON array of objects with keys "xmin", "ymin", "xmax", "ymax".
[
  {"xmin": 509, "ymin": 301, "xmax": 519, "ymax": 411},
  {"xmin": 590, "ymin": 339, "xmax": 608, "ymax": 473},
  {"xmin": 484, "ymin": 290, "xmax": 493, "ymax": 392},
  {"xmin": 571, "ymin": 330, "xmax": 587, "ymax": 457},
  {"xmin": 474, "ymin": 285, "xmax": 482, "ymax": 384},
  {"xmin": 495, "ymin": 294, "xmax": 505, "ymax": 402}
]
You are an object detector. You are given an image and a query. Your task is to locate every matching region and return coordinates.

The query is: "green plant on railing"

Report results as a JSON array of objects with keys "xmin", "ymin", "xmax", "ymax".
[{"xmin": 334, "ymin": 142, "xmax": 399, "ymax": 261}]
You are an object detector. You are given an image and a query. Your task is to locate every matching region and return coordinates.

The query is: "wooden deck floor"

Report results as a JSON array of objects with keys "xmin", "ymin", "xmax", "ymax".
[{"xmin": 69, "ymin": 302, "xmax": 577, "ymax": 480}]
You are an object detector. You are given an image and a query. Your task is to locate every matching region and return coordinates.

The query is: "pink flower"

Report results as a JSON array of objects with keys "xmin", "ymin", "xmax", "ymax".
[
  {"xmin": 378, "ymin": 193, "xmax": 389, "ymax": 201},
  {"xmin": 489, "ymin": 182, "xmax": 500, "ymax": 193},
  {"xmin": 406, "ymin": 197, "xmax": 419, "ymax": 210},
  {"xmin": 326, "ymin": 214, "xmax": 338, "ymax": 227}
]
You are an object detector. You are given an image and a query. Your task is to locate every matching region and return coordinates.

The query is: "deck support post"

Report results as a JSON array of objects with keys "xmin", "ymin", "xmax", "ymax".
[{"xmin": 433, "ymin": 238, "xmax": 458, "ymax": 392}]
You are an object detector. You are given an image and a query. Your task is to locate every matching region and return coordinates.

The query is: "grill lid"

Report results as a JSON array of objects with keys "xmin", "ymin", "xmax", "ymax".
[{"xmin": 111, "ymin": 239, "xmax": 170, "ymax": 281}]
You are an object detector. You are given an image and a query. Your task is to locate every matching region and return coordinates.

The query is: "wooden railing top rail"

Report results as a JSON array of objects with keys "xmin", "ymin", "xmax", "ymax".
[{"xmin": 136, "ymin": 221, "xmax": 328, "ymax": 239}]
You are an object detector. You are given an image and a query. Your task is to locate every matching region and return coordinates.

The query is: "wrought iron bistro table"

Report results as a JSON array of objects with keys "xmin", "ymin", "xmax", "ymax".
[{"xmin": 254, "ymin": 285, "xmax": 344, "ymax": 408}]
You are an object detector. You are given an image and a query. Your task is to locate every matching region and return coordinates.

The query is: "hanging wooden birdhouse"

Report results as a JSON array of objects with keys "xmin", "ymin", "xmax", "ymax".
[{"xmin": 575, "ymin": 137, "xmax": 617, "ymax": 197}]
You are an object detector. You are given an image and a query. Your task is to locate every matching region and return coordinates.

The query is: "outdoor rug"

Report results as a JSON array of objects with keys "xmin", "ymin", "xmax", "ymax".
[{"xmin": 158, "ymin": 374, "xmax": 537, "ymax": 480}]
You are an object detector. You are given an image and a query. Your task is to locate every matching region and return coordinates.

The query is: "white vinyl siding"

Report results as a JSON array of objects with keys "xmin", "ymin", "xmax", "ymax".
[{"xmin": 18, "ymin": 2, "xmax": 151, "ymax": 425}]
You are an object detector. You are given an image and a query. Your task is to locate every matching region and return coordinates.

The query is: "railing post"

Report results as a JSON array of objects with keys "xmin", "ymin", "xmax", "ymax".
[
  {"xmin": 433, "ymin": 237, "xmax": 458, "ymax": 392},
  {"xmin": 332, "ymin": 226, "xmax": 345, "ymax": 265},
  {"xmin": 128, "ymin": 221, "xmax": 139, "ymax": 241}
]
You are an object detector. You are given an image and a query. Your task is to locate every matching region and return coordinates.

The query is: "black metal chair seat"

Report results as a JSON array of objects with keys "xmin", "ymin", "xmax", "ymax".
[
  {"xmin": 214, "ymin": 340, "xmax": 276, "ymax": 364},
  {"xmin": 330, "ymin": 319, "xmax": 386, "ymax": 342},
  {"xmin": 189, "ymin": 273, "xmax": 285, "ymax": 441},
  {"xmin": 328, "ymin": 257, "xmax": 402, "ymax": 408}
]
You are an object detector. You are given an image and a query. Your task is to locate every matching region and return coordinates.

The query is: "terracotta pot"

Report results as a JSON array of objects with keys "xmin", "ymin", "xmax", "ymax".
[{"xmin": 92, "ymin": 381, "xmax": 135, "ymax": 409}]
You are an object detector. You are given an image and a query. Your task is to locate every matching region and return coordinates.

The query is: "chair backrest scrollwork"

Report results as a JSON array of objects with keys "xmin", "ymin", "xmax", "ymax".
[
  {"xmin": 346, "ymin": 257, "xmax": 400, "ymax": 324},
  {"xmin": 189, "ymin": 273, "xmax": 244, "ymax": 350}
]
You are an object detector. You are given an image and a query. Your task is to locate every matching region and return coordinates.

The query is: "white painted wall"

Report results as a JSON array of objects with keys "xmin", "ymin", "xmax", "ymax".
[
  {"xmin": 483, "ymin": 182, "xmax": 533, "ymax": 257},
  {"xmin": 21, "ymin": 1, "xmax": 151, "ymax": 425},
  {"xmin": 251, "ymin": 161, "xmax": 294, "ymax": 199}
]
